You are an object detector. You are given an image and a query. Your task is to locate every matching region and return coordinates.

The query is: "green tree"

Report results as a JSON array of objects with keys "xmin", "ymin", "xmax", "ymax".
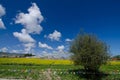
[{"xmin": 70, "ymin": 33, "xmax": 109, "ymax": 71}]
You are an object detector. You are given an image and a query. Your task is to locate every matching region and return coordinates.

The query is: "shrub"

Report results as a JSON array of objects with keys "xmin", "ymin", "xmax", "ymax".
[{"xmin": 70, "ymin": 33, "xmax": 110, "ymax": 71}]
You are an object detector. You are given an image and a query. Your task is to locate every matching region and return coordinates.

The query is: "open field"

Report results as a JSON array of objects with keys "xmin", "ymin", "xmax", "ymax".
[
  {"xmin": 0, "ymin": 58, "xmax": 120, "ymax": 80},
  {"xmin": 0, "ymin": 58, "xmax": 120, "ymax": 65},
  {"xmin": 0, "ymin": 58, "xmax": 73, "ymax": 65}
]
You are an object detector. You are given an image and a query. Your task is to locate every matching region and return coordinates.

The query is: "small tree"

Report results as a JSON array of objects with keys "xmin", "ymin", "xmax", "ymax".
[{"xmin": 70, "ymin": 33, "xmax": 109, "ymax": 71}]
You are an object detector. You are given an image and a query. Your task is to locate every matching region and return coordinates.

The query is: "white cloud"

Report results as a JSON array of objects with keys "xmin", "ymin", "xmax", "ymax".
[
  {"xmin": 0, "ymin": 4, "xmax": 5, "ymax": 17},
  {"xmin": 13, "ymin": 29, "xmax": 36, "ymax": 53},
  {"xmin": 57, "ymin": 45, "xmax": 65, "ymax": 51},
  {"xmin": 23, "ymin": 42, "xmax": 35, "ymax": 53},
  {"xmin": 13, "ymin": 3, "xmax": 44, "ymax": 53},
  {"xmin": 11, "ymin": 49, "xmax": 23, "ymax": 53},
  {"xmin": 0, "ymin": 47, "xmax": 8, "ymax": 52},
  {"xmin": 15, "ymin": 3, "xmax": 44, "ymax": 34},
  {"xmin": 47, "ymin": 30, "xmax": 61, "ymax": 41},
  {"xmin": 40, "ymin": 50, "xmax": 71, "ymax": 59},
  {"xmin": 0, "ymin": 4, "xmax": 6, "ymax": 29},
  {"xmin": 0, "ymin": 19, "xmax": 5, "ymax": 29},
  {"xmin": 13, "ymin": 29, "xmax": 35, "ymax": 43},
  {"xmin": 11, "ymin": 50, "xmax": 18, "ymax": 53},
  {"xmin": 65, "ymin": 38, "xmax": 72, "ymax": 42},
  {"xmin": 38, "ymin": 42, "xmax": 53, "ymax": 50},
  {"xmin": 42, "ymin": 51, "xmax": 47, "ymax": 54}
]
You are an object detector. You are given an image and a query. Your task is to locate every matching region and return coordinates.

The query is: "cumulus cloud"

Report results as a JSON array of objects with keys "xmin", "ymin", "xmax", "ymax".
[
  {"xmin": 0, "ymin": 4, "xmax": 6, "ymax": 29},
  {"xmin": 47, "ymin": 30, "xmax": 61, "ymax": 41},
  {"xmin": 23, "ymin": 42, "xmax": 35, "ymax": 53},
  {"xmin": 11, "ymin": 50, "xmax": 19, "ymax": 53},
  {"xmin": 65, "ymin": 38, "xmax": 72, "ymax": 42},
  {"xmin": 39, "ymin": 42, "xmax": 53, "ymax": 50},
  {"xmin": 15, "ymin": 3, "xmax": 44, "ymax": 34},
  {"xmin": 13, "ymin": 3, "xmax": 45, "ymax": 53},
  {"xmin": 57, "ymin": 45, "xmax": 65, "ymax": 51},
  {"xmin": 0, "ymin": 5, "xmax": 5, "ymax": 17},
  {"xmin": 42, "ymin": 51, "xmax": 47, "ymax": 54},
  {"xmin": 0, "ymin": 47, "xmax": 8, "ymax": 52},
  {"xmin": 13, "ymin": 29, "xmax": 35, "ymax": 43},
  {"xmin": 13, "ymin": 29, "xmax": 36, "ymax": 53},
  {"xmin": 11, "ymin": 49, "xmax": 23, "ymax": 53},
  {"xmin": 0, "ymin": 19, "xmax": 5, "ymax": 29},
  {"xmin": 40, "ymin": 50, "xmax": 71, "ymax": 59}
]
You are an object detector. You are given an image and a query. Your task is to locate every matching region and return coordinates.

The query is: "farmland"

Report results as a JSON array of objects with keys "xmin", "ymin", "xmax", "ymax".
[
  {"xmin": 0, "ymin": 58, "xmax": 120, "ymax": 80},
  {"xmin": 0, "ymin": 58, "xmax": 72, "ymax": 65}
]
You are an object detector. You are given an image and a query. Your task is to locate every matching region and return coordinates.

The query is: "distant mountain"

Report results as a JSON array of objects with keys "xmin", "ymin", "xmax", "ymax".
[{"xmin": 0, "ymin": 52, "xmax": 35, "ymax": 58}]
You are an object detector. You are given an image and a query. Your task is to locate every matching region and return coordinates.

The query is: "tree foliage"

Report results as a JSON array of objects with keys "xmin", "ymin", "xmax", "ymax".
[{"xmin": 70, "ymin": 33, "xmax": 109, "ymax": 71}]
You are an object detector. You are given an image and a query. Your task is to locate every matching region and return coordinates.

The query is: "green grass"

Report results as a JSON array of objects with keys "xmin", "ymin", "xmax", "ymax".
[
  {"xmin": 0, "ymin": 64, "xmax": 120, "ymax": 80},
  {"xmin": 0, "ymin": 58, "xmax": 120, "ymax": 80},
  {"xmin": 0, "ymin": 65, "xmax": 82, "ymax": 80}
]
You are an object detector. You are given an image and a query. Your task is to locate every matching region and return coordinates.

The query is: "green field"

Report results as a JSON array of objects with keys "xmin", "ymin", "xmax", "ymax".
[{"xmin": 0, "ymin": 58, "xmax": 120, "ymax": 80}]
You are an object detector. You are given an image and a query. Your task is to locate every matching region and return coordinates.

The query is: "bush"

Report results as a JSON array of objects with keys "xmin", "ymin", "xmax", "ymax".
[{"xmin": 70, "ymin": 33, "xmax": 110, "ymax": 71}]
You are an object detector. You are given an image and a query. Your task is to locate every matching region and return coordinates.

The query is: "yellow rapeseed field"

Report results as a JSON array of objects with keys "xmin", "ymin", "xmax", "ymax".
[
  {"xmin": 0, "ymin": 58, "xmax": 73, "ymax": 65},
  {"xmin": 108, "ymin": 61, "xmax": 120, "ymax": 65},
  {"xmin": 0, "ymin": 58, "xmax": 120, "ymax": 65}
]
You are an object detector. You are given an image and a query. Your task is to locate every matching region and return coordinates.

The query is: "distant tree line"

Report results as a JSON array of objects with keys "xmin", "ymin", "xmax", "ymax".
[
  {"xmin": 111, "ymin": 55, "xmax": 120, "ymax": 60},
  {"xmin": 24, "ymin": 53, "xmax": 35, "ymax": 57},
  {"xmin": 0, "ymin": 52, "xmax": 35, "ymax": 58}
]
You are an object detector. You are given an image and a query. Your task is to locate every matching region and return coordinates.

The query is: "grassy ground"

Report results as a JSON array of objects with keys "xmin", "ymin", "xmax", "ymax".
[{"xmin": 0, "ymin": 58, "xmax": 120, "ymax": 80}]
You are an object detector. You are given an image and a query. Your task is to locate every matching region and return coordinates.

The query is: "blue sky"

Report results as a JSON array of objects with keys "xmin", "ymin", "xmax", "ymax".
[{"xmin": 0, "ymin": 0, "xmax": 120, "ymax": 57}]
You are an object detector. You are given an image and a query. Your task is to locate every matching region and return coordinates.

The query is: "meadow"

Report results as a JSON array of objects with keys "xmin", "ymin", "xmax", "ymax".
[{"xmin": 0, "ymin": 58, "xmax": 120, "ymax": 80}]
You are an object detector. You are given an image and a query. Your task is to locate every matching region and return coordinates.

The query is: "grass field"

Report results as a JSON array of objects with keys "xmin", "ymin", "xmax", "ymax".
[{"xmin": 0, "ymin": 58, "xmax": 120, "ymax": 80}]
